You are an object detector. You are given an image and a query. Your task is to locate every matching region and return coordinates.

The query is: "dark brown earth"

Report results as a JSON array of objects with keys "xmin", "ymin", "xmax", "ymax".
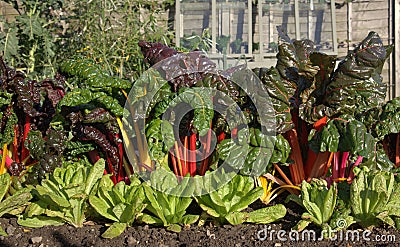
[{"xmin": 0, "ymin": 200, "xmax": 399, "ymax": 247}]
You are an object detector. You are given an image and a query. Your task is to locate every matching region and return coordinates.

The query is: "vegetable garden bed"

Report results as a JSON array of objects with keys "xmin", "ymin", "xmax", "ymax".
[
  {"xmin": 1, "ymin": 27, "xmax": 400, "ymax": 247},
  {"xmin": 1, "ymin": 200, "xmax": 399, "ymax": 247}
]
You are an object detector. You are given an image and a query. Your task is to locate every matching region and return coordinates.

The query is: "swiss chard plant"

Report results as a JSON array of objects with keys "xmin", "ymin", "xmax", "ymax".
[
  {"xmin": 357, "ymin": 96, "xmax": 400, "ymax": 170},
  {"xmin": 89, "ymin": 176, "xmax": 147, "ymax": 238},
  {"xmin": 17, "ymin": 158, "xmax": 104, "ymax": 228},
  {"xmin": 308, "ymin": 116, "xmax": 374, "ymax": 184},
  {"xmin": 0, "ymin": 57, "xmax": 67, "ymax": 181},
  {"xmin": 55, "ymin": 57, "xmax": 135, "ymax": 183},
  {"xmin": 128, "ymin": 41, "xmax": 276, "ymax": 180},
  {"xmin": 252, "ymin": 27, "xmax": 392, "ymax": 196},
  {"xmin": 195, "ymin": 174, "xmax": 286, "ymax": 225}
]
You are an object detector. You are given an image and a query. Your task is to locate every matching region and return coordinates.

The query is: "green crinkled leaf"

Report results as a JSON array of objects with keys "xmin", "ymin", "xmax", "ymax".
[
  {"xmin": 57, "ymin": 89, "xmax": 124, "ymax": 116},
  {"xmin": 57, "ymin": 88, "xmax": 94, "ymax": 108},
  {"xmin": 324, "ymin": 32, "xmax": 391, "ymax": 116},
  {"xmin": 359, "ymin": 97, "xmax": 400, "ymax": 140},
  {"xmin": 386, "ymin": 183, "xmax": 400, "ymax": 217},
  {"xmin": 90, "ymin": 179, "xmax": 146, "ymax": 226},
  {"xmin": 65, "ymin": 141, "xmax": 95, "ymax": 157},
  {"xmin": 112, "ymin": 203, "xmax": 127, "ymax": 222},
  {"xmin": 309, "ymin": 117, "xmax": 374, "ymax": 158},
  {"xmin": 101, "ymin": 222, "xmax": 127, "ymax": 239},
  {"xmin": 25, "ymin": 130, "xmax": 46, "ymax": 160},
  {"xmin": 195, "ymin": 197, "xmax": 221, "ymax": 218},
  {"xmin": 170, "ymin": 87, "xmax": 214, "ymax": 135},
  {"xmin": 142, "ymin": 185, "xmax": 167, "ymax": 225},
  {"xmin": 142, "ymin": 178, "xmax": 196, "ymax": 227},
  {"xmin": 376, "ymin": 212, "xmax": 395, "ymax": 227},
  {"xmin": 299, "ymin": 52, "xmax": 337, "ymax": 123},
  {"xmin": 60, "ymin": 58, "xmax": 131, "ymax": 90},
  {"xmin": 0, "ymin": 91, "xmax": 13, "ymax": 107},
  {"xmin": 145, "ymin": 119, "xmax": 173, "ymax": 162},
  {"xmin": 0, "ymin": 110, "xmax": 17, "ymax": 147},
  {"xmin": 321, "ymin": 183, "xmax": 337, "ymax": 224},
  {"xmin": 217, "ymin": 139, "xmax": 248, "ymax": 171},
  {"xmin": 17, "ymin": 216, "xmax": 65, "ymax": 228},
  {"xmin": 246, "ymin": 204, "xmax": 287, "ymax": 224},
  {"xmin": 270, "ymin": 134, "xmax": 291, "ymax": 164},
  {"xmin": 253, "ymin": 67, "xmax": 294, "ymax": 133},
  {"xmin": 309, "ymin": 120, "xmax": 340, "ymax": 153}
]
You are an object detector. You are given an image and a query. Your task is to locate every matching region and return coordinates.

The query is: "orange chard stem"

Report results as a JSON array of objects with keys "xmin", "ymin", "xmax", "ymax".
[
  {"xmin": 313, "ymin": 116, "xmax": 328, "ymax": 132},
  {"xmin": 304, "ymin": 149, "xmax": 317, "ymax": 178},
  {"xmin": 189, "ymin": 132, "xmax": 197, "ymax": 176},
  {"xmin": 170, "ymin": 149, "xmax": 179, "ymax": 177},
  {"xmin": 174, "ymin": 142, "xmax": 184, "ymax": 177},
  {"xmin": 179, "ymin": 146, "xmax": 187, "ymax": 176},
  {"xmin": 200, "ymin": 128, "xmax": 212, "ymax": 176},
  {"xmin": 12, "ymin": 126, "xmax": 19, "ymax": 163},
  {"xmin": 284, "ymin": 129, "xmax": 305, "ymax": 185},
  {"xmin": 273, "ymin": 163, "xmax": 294, "ymax": 186},
  {"xmin": 231, "ymin": 127, "xmax": 238, "ymax": 139},
  {"xmin": 307, "ymin": 151, "xmax": 331, "ymax": 181},
  {"xmin": 323, "ymin": 152, "xmax": 335, "ymax": 176},
  {"xmin": 184, "ymin": 136, "xmax": 188, "ymax": 175}
]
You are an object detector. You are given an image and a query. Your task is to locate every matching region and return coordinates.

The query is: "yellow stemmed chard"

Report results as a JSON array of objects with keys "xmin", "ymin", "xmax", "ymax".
[{"xmin": 257, "ymin": 169, "xmax": 301, "ymax": 205}]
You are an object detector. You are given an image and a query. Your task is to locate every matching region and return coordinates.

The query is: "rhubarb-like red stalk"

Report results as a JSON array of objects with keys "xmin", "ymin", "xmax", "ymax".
[
  {"xmin": 339, "ymin": 152, "xmax": 349, "ymax": 179},
  {"xmin": 106, "ymin": 155, "xmax": 117, "ymax": 184},
  {"xmin": 12, "ymin": 126, "xmax": 19, "ymax": 163},
  {"xmin": 189, "ymin": 132, "xmax": 196, "ymax": 176},
  {"xmin": 171, "ymin": 150, "xmax": 179, "ymax": 177},
  {"xmin": 200, "ymin": 128, "xmax": 212, "ymax": 176},
  {"xmin": 0, "ymin": 149, "xmax": 14, "ymax": 170},
  {"xmin": 115, "ymin": 133, "xmax": 125, "ymax": 183},
  {"xmin": 20, "ymin": 116, "xmax": 31, "ymax": 162},
  {"xmin": 332, "ymin": 152, "xmax": 340, "ymax": 179}
]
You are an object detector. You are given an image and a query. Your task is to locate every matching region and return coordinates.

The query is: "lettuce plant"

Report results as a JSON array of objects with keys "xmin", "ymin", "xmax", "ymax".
[
  {"xmin": 139, "ymin": 172, "xmax": 199, "ymax": 233},
  {"xmin": 287, "ymin": 179, "xmax": 338, "ymax": 234},
  {"xmin": 195, "ymin": 174, "xmax": 286, "ymax": 225},
  {"xmin": 89, "ymin": 176, "xmax": 147, "ymax": 238},
  {"xmin": 0, "ymin": 173, "xmax": 32, "ymax": 236},
  {"xmin": 18, "ymin": 159, "xmax": 104, "ymax": 228},
  {"xmin": 350, "ymin": 167, "xmax": 400, "ymax": 229}
]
